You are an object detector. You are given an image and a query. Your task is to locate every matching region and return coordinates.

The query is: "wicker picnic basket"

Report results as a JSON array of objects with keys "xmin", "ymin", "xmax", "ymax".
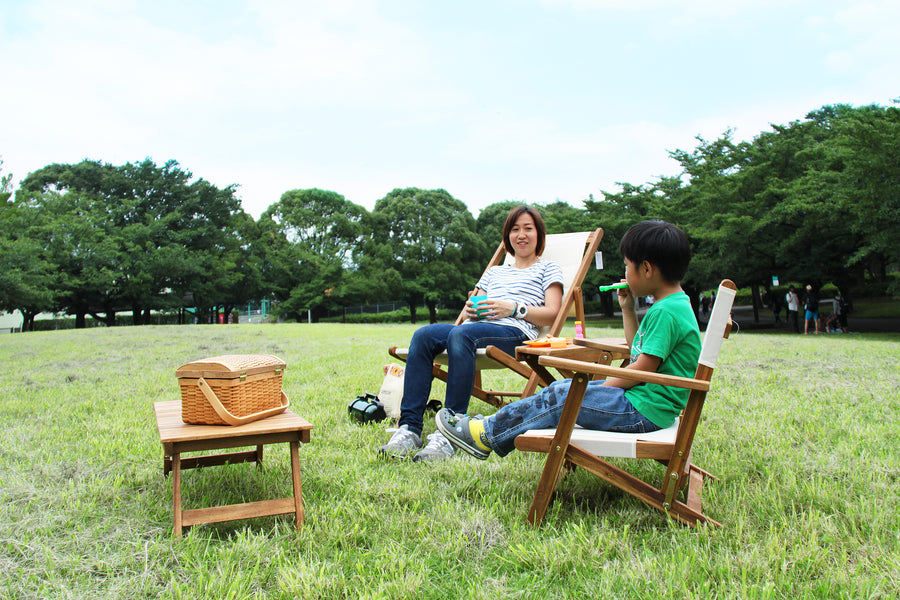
[{"xmin": 176, "ymin": 354, "xmax": 290, "ymax": 425}]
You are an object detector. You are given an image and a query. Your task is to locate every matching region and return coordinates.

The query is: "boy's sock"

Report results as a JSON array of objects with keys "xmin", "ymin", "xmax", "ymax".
[{"xmin": 469, "ymin": 418, "xmax": 491, "ymax": 452}]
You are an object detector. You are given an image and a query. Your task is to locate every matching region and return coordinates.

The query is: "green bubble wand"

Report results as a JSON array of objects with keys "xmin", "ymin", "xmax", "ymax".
[{"xmin": 597, "ymin": 282, "xmax": 629, "ymax": 292}]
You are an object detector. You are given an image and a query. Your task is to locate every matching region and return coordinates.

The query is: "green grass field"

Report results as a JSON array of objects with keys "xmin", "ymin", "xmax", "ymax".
[{"xmin": 1, "ymin": 323, "xmax": 898, "ymax": 599}]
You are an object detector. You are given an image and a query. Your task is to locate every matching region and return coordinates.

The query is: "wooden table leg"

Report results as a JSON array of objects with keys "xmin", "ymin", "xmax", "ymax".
[
  {"xmin": 172, "ymin": 451, "xmax": 183, "ymax": 537},
  {"xmin": 290, "ymin": 441, "xmax": 304, "ymax": 530}
]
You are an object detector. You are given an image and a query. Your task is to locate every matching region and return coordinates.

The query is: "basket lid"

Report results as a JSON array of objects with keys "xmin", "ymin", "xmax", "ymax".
[{"xmin": 176, "ymin": 354, "xmax": 286, "ymax": 379}]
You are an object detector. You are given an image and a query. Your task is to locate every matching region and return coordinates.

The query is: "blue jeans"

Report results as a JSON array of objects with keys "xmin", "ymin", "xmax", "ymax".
[
  {"xmin": 399, "ymin": 322, "xmax": 527, "ymax": 436},
  {"xmin": 483, "ymin": 379, "xmax": 660, "ymax": 457}
]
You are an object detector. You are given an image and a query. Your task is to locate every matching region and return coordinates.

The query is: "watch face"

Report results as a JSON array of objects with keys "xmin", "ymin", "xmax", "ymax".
[{"xmin": 517, "ymin": 305, "xmax": 527, "ymax": 317}]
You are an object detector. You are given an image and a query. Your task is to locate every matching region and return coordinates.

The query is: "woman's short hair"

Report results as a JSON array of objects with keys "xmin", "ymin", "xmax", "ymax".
[{"xmin": 502, "ymin": 205, "xmax": 547, "ymax": 256}]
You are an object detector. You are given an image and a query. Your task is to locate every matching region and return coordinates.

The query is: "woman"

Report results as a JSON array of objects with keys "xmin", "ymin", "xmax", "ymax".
[{"xmin": 379, "ymin": 205, "xmax": 564, "ymax": 461}]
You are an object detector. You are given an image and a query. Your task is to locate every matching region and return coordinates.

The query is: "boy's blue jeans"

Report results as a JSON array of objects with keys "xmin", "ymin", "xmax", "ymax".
[
  {"xmin": 483, "ymin": 379, "xmax": 661, "ymax": 457},
  {"xmin": 399, "ymin": 322, "xmax": 527, "ymax": 436}
]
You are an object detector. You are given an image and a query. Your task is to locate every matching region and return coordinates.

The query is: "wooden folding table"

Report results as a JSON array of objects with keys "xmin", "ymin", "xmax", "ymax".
[
  {"xmin": 515, "ymin": 337, "xmax": 630, "ymax": 387},
  {"xmin": 154, "ymin": 400, "xmax": 313, "ymax": 536}
]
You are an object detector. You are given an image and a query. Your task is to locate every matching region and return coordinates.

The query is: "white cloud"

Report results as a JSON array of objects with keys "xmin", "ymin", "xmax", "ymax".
[{"xmin": 2, "ymin": 0, "xmax": 898, "ymax": 220}]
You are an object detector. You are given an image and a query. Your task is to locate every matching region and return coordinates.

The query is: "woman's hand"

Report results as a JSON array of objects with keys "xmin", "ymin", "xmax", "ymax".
[
  {"xmin": 484, "ymin": 299, "xmax": 516, "ymax": 320},
  {"xmin": 470, "ymin": 298, "xmax": 516, "ymax": 320},
  {"xmin": 464, "ymin": 293, "xmax": 481, "ymax": 320}
]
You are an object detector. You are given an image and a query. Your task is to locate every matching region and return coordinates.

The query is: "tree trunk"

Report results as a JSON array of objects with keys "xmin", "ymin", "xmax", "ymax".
[
  {"xmin": 89, "ymin": 310, "xmax": 116, "ymax": 327},
  {"xmin": 600, "ymin": 291, "xmax": 615, "ymax": 318},
  {"xmin": 750, "ymin": 283, "xmax": 760, "ymax": 323},
  {"xmin": 21, "ymin": 308, "xmax": 38, "ymax": 332}
]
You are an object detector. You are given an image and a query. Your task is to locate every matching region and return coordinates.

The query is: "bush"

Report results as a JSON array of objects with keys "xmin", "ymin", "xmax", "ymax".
[
  {"xmin": 32, "ymin": 312, "xmax": 184, "ymax": 330},
  {"xmin": 319, "ymin": 308, "xmax": 459, "ymax": 324}
]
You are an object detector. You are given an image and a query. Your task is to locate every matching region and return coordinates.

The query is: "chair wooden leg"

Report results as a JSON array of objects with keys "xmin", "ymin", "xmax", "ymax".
[
  {"xmin": 566, "ymin": 444, "xmax": 720, "ymax": 527},
  {"xmin": 686, "ymin": 467, "xmax": 705, "ymax": 513},
  {"xmin": 526, "ymin": 374, "xmax": 590, "ymax": 525}
]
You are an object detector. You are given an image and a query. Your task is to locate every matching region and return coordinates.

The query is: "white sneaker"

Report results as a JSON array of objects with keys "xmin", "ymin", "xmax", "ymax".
[
  {"xmin": 378, "ymin": 424, "xmax": 422, "ymax": 459},
  {"xmin": 413, "ymin": 431, "xmax": 456, "ymax": 462}
]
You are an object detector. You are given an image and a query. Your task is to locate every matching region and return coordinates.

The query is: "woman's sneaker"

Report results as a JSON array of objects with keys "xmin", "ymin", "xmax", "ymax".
[
  {"xmin": 435, "ymin": 409, "xmax": 490, "ymax": 460},
  {"xmin": 378, "ymin": 424, "xmax": 422, "ymax": 459},
  {"xmin": 413, "ymin": 431, "xmax": 456, "ymax": 462}
]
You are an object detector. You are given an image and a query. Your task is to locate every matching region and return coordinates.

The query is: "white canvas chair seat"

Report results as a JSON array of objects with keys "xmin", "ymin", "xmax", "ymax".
[
  {"xmin": 389, "ymin": 229, "xmax": 603, "ymax": 408},
  {"xmin": 390, "ymin": 345, "xmax": 518, "ymax": 371},
  {"xmin": 516, "ymin": 417, "xmax": 680, "ymax": 459}
]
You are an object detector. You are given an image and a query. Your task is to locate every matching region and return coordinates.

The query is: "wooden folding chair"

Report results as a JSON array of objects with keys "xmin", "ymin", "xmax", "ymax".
[
  {"xmin": 515, "ymin": 279, "xmax": 737, "ymax": 527},
  {"xmin": 389, "ymin": 228, "xmax": 603, "ymax": 408}
]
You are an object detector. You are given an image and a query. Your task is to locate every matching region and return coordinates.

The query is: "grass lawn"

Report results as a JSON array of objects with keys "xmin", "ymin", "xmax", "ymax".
[{"xmin": 1, "ymin": 322, "xmax": 899, "ymax": 599}]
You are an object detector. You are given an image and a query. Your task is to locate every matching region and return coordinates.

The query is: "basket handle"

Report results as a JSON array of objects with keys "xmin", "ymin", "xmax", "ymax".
[{"xmin": 196, "ymin": 377, "xmax": 290, "ymax": 426}]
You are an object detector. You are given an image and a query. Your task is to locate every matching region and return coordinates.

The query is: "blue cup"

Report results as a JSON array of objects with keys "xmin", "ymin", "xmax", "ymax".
[{"xmin": 470, "ymin": 295, "xmax": 488, "ymax": 319}]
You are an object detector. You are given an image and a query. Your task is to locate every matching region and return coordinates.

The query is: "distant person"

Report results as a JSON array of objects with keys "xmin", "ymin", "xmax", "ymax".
[
  {"xmin": 770, "ymin": 291, "xmax": 782, "ymax": 325},
  {"xmin": 824, "ymin": 304, "xmax": 839, "ymax": 333},
  {"xmin": 700, "ymin": 293, "xmax": 710, "ymax": 318},
  {"xmin": 834, "ymin": 291, "xmax": 850, "ymax": 333},
  {"xmin": 803, "ymin": 284, "xmax": 821, "ymax": 335},
  {"xmin": 785, "ymin": 285, "xmax": 800, "ymax": 333}
]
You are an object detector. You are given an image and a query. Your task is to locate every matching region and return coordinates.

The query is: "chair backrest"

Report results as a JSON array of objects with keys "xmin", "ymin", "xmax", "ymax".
[
  {"xmin": 458, "ymin": 229, "xmax": 603, "ymax": 334},
  {"xmin": 502, "ymin": 231, "xmax": 592, "ymax": 299},
  {"xmin": 698, "ymin": 279, "xmax": 737, "ymax": 373},
  {"xmin": 664, "ymin": 279, "xmax": 736, "ymax": 500}
]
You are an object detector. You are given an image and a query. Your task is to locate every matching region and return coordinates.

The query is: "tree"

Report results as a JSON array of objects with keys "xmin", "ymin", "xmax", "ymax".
[
  {"xmin": 17, "ymin": 159, "xmax": 247, "ymax": 326},
  {"xmin": 0, "ymin": 158, "xmax": 11, "ymax": 204},
  {"xmin": 538, "ymin": 200, "xmax": 587, "ymax": 234},
  {"xmin": 371, "ymin": 188, "xmax": 485, "ymax": 323},
  {"xmin": 0, "ymin": 163, "xmax": 57, "ymax": 330},
  {"xmin": 474, "ymin": 201, "xmax": 521, "ymax": 262},
  {"xmin": 824, "ymin": 103, "xmax": 900, "ymax": 293},
  {"xmin": 261, "ymin": 189, "xmax": 367, "ymax": 322}
]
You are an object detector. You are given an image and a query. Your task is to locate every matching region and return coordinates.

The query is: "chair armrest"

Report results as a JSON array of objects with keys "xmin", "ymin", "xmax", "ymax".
[{"xmin": 537, "ymin": 356, "xmax": 710, "ymax": 391}]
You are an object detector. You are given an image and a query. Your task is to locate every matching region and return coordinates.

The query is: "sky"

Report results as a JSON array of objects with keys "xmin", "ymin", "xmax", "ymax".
[{"xmin": 1, "ymin": 0, "xmax": 898, "ymax": 218}]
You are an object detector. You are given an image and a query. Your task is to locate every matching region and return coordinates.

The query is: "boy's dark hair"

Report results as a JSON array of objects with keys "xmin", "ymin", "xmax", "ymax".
[{"xmin": 619, "ymin": 220, "xmax": 691, "ymax": 282}]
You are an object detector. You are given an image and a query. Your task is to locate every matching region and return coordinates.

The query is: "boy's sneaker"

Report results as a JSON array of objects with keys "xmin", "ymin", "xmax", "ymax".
[
  {"xmin": 412, "ymin": 431, "xmax": 456, "ymax": 462},
  {"xmin": 378, "ymin": 424, "xmax": 422, "ymax": 459},
  {"xmin": 435, "ymin": 409, "xmax": 490, "ymax": 460}
]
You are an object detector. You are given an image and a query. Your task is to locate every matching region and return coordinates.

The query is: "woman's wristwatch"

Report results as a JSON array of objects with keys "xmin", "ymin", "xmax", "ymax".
[{"xmin": 513, "ymin": 302, "xmax": 528, "ymax": 319}]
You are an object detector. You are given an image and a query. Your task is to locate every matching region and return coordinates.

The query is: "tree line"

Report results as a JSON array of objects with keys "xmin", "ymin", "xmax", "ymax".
[{"xmin": 1, "ymin": 102, "xmax": 897, "ymax": 331}]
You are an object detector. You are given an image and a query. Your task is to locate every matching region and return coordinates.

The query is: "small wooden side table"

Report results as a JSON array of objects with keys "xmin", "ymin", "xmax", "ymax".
[
  {"xmin": 516, "ymin": 337, "xmax": 630, "ymax": 386},
  {"xmin": 154, "ymin": 400, "xmax": 313, "ymax": 536}
]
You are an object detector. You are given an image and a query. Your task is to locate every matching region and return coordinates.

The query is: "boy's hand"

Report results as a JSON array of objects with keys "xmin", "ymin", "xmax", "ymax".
[{"xmin": 616, "ymin": 282, "xmax": 636, "ymax": 312}]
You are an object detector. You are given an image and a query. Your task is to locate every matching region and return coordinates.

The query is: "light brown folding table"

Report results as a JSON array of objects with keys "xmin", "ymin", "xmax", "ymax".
[
  {"xmin": 515, "ymin": 337, "xmax": 631, "ymax": 387},
  {"xmin": 154, "ymin": 400, "xmax": 313, "ymax": 536}
]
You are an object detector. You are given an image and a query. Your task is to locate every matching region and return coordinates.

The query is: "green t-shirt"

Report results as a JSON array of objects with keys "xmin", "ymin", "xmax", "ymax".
[{"xmin": 624, "ymin": 292, "xmax": 701, "ymax": 428}]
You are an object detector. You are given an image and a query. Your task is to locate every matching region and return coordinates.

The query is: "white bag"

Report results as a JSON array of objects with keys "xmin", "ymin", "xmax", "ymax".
[{"xmin": 378, "ymin": 364, "xmax": 405, "ymax": 420}]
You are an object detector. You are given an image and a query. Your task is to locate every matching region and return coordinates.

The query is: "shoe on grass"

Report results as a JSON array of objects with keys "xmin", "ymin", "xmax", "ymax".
[
  {"xmin": 413, "ymin": 431, "xmax": 456, "ymax": 462},
  {"xmin": 378, "ymin": 424, "xmax": 422, "ymax": 459},
  {"xmin": 435, "ymin": 409, "xmax": 490, "ymax": 460}
]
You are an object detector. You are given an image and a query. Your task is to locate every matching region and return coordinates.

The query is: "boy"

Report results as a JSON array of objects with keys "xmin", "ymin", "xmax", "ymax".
[{"xmin": 435, "ymin": 220, "xmax": 701, "ymax": 460}]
